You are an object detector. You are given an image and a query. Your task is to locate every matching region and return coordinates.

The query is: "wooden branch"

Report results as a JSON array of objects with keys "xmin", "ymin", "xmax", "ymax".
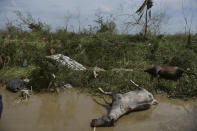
[
  {"xmin": 130, "ymin": 80, "xmax": 143, "ymax": 90},
  {"xmin": 98, "ymin": 88, "xmax": 112, "ymax": 95},
  {"xmin": 130, "ymin": 80, "xmax": 139, "ymax": 87}
]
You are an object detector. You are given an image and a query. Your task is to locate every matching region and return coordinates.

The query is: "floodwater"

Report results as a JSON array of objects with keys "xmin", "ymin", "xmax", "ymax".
[{"xmin": 0, "ymin": 86, "xmax": 197, "ymax": 131}]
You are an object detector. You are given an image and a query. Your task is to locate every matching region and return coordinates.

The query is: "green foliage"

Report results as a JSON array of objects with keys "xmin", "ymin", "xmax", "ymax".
[
  {"xmin": 29, "ymin": 57, "xmax": 58, "ymax": 91},
  {"xmin": 186, "ymin": 32, "xmax": 192, "ymax": 48},
  {"xmin": 95, "ymin": 16, "xmax": 117, "ymax": 33},
  {"xmin": 13, "ymin": 10, "xmax": 50, "ymax": 32},
  {"xmin": 0, "ymin": 66, "xmax": 36, "ymax": 83},
  {"xmin": 0, "ymin": 29, "xmax": 197, "ymax": 97},
  {"xmin": 0, "ymin": 40, "xmax": 45, "ymax": 66},
  {"xmin": 170, "ymin": 49, "xmax": 197, "ymax": 69}
]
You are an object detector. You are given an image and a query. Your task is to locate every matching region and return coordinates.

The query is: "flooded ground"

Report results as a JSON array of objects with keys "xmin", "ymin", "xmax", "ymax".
[{"xmin": 0, "ymin": 87, "xmax": 197, "ymax": 131}]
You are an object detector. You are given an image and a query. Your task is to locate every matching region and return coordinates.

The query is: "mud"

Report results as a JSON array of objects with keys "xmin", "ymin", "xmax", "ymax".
[{"xmin": 0, "ymin": 87, "xmax": 197, "ymax": 131}]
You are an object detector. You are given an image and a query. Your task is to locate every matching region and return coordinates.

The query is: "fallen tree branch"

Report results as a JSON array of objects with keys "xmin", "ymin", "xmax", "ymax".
[
  {"xmin": 98, "ymin": 88, "xmax": 112, "ymax": 96},
  {"xmin": 130, "ymin": 79, "xmax": 143, "ymax": 90}
]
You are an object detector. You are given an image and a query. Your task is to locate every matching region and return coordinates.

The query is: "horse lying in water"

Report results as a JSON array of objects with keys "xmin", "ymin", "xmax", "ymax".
[
  {"xmin": 144, "ymin": 65, "xmax": 196, "ymax": 80},
  {"xmin": 90, "ymin": 80, "xmax": 158, "ymax": 127}
]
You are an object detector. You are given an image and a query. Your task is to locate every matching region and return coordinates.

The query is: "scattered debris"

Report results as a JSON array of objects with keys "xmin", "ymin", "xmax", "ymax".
[
  {"xmin": 15, "ymin": 86, "xmax": 32, "ymax": 103},
  {"xmin": 6, "ymin": 79, "xmax": 31, "ymax": 93},
  {"xmin": 93, "ymin": 66, "xmax": 105, "ymax": 78},
  {"xmin": 22, "ymin": 59, "xmax": 28, "ymax": 67},
  {"xmin": 23, "ymin": 78, "xmax": 30, "ymax": 83},
  {"xmin": 64, "ymin": 84, "xmax": 73, "ymax": 89},
  {"xmin": 46, "ymin": 54, "xmax": 86, "ymax": 70},
  {"xmin": 19, "ymin": 89, "xmax": 31, "ymax": 99},
  {"xmin": 93, "ymin": 71, "xmax": 98, "ymax": 78},
  {"xmin": 49, "ymin": 48, "xmax": 56, "ymax": 55},
  {"xmin": 111, "ymin": 68, "xmax": 133, "ymax": 72},
  {"xmin": 61, "ymin": 84, "xmax": 73, "ymax": 89},
  {"xmin": 94, "ymin": 66, "xmax": 105, "ymax": 72},
  {"xmin": 52, "ymin": 73, "xmax": 56, "ymax": 79},
  {"xmin": 47, "ymin": 73, "xmax": 56, "ymax": 90}
]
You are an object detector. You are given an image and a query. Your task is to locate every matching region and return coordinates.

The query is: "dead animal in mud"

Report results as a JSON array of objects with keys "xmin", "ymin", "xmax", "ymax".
[
  {"xmin": 90, "ymin": 80, "xmax": 158, "ymax": 127},
  {"xmin": 144, "ymin": 65, "xmax": 197, "ymax": 80},
  {"xmin": 0, "ymin": 94, "xmax": 3, "ymax": 119},
  {"xmin": 6, "ymin": 79, "xmax": 31, "ymax": 93}
]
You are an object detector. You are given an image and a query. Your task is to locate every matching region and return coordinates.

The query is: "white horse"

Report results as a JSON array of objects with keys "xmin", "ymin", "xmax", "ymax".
[{"xmin": 91, "ymin": 80, "xmax": 158, "ymax": 127}]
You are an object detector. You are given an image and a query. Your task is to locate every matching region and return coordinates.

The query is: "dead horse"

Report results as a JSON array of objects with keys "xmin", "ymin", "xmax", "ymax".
[
  {"xmin": 144, "ymin": 65, "xmax": 197, "ymax": 80},
  {"xmin": 90, "ymin": 80, "xmax": 158, "ymax": 127}
]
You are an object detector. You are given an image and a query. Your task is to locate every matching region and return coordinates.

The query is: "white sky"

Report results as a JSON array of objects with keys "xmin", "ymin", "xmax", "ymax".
[{"xmin": 0, "ymin": 0, "xmax": 197, "ymax": 34}]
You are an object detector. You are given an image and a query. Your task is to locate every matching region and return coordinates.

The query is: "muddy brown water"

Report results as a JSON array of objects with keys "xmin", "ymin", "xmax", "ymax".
[{"xmin": 0, "ymin": 87, "xmax": 197, "ymax": 131}]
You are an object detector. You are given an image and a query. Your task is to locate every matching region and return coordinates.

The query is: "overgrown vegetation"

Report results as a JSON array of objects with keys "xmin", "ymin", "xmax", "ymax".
[{"xmin": 0, "ymin": 11, "xmax": 197, "ymax": 97}]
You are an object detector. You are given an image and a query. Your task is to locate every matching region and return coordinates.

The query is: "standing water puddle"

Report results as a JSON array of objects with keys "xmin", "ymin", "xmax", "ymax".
[{"xmin": 0, "ymin": 87, "xmax": 197, "ymax": 131}]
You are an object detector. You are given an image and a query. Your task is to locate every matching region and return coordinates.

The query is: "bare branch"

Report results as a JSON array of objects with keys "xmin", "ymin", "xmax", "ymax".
[
  {"xmin": 98, "ymin": 88, "xmax": 112, "ymax": 95},
  {"xmin": 130, "ymin": 80, "xmax": 139, "ymax": 87}
]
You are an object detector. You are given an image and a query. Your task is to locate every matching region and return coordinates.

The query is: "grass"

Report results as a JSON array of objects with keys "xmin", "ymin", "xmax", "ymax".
[
  {"xmin": 0, "ymin": 30, "xmax": 197, "ymax": 97},
  {"xmin": 0, "ymin": 66, "xmax": 36, "ymax": 83}
]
